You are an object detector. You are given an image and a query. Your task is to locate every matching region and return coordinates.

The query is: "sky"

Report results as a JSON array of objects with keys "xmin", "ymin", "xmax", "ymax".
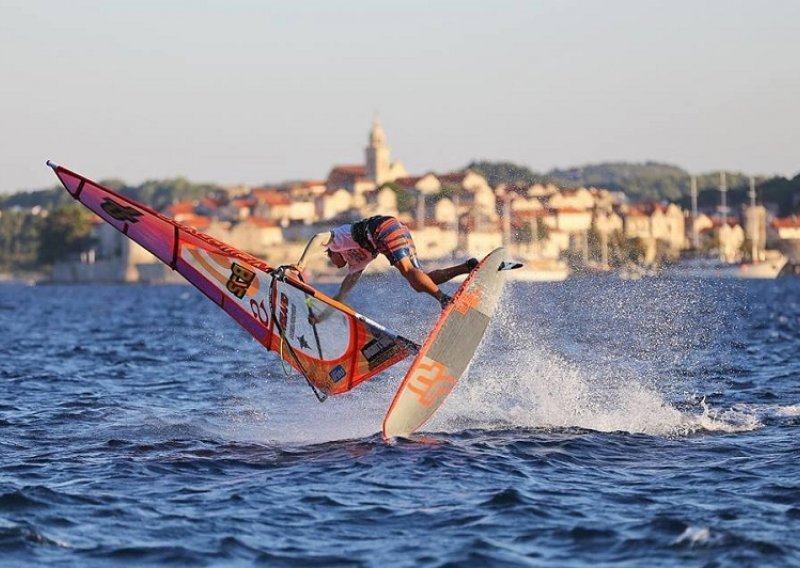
[{"xmin": 1, "ymin": 0, "xmax": 799, "ymax": 193}]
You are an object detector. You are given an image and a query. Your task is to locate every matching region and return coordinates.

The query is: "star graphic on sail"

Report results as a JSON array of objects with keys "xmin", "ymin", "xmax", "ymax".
[{"xmin": 298, "ymin": 335, "xmax": 311, "ymax": 350}]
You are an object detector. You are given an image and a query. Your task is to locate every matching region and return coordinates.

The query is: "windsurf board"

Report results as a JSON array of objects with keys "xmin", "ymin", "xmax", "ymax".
[{"xmin": 382, "ymin": 247, "xmax": 511, "ymax": 439}]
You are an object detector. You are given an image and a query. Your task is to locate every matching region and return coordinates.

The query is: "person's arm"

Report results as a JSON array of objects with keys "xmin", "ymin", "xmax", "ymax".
[
  {"xmin": 333, "ymin": 270, "xmax": 363, "ymax": 303},
  {"xmin": 310, "ymin": 270, "xmax": 363, "ymax": 324},
  {"xmin": 296, "ymin": 231, "xmax": 332, "ymax": 271}
]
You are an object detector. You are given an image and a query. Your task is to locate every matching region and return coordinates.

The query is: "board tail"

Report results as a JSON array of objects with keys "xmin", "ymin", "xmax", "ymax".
[{"xmin": 46, "ymin": 160, "xmax": 417, "ymax": 398}]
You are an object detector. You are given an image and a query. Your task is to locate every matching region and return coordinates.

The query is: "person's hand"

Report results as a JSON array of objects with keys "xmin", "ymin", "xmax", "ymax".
[
  {"xmin": 309, "ymin": 308, "xmax": 332, "ymax": 325},
  {"xmin": 285, "ymin": 264, "xmax": 303, "ymax": 279}
]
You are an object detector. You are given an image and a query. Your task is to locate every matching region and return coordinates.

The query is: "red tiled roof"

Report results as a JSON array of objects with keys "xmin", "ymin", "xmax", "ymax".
[
  {"xmin": 394, "ymin": 176, "xmax": 423, "ymax": 187},
  {"xmin": 327, "ymin": 165, "xmax": 367, "ymax": 188},
  {"xmin": 199, "ymin": 197, "xmax": 223, "ymax": 210},
  {"xmin": 251, "ymin": 188, "xmax": 290, "ymax": 206},
  {"xmin": 437, "ymin": 172, "xmax": 467, "ymax": 184},
  {"xmin": 512, "ymin": 209, "xmax": 551, "ymax": 220},
  {"xmin": 773, "ymin": 216, "xmax": 800, "ymax": 228},
  {"xmin": 164, "ymin": 201, "xmax": 196, "ymax": 216},
  {"xmin": 554, "ymin": 206, "xmax": 589, "ymax": 214},
  {"xmin": 330, "ymin": 165, "xmax": 366, "ymax": 175},
  {"xmin": 180, "ymin": 214, "xmax": 212, "ymax": 231},
  {"xmin": 231, "ymin": 197, "xmax": 256, "ymax": 209},
  {"xmin": 246, "ymin": 217, "xmax": 279, "ymax": 228}
]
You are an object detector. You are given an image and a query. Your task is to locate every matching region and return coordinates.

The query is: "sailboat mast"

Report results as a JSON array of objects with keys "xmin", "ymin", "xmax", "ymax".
[
  {"xmin": 690, "ymin": 175, "xmax": 699, "ymax": 249},
  {"xmin": 718, "ymin": 171, "xmax": 728, "ymax": 262},
  {"xmin": 750, "ymin": 176, "xmax": 758, "ymax": 262}
]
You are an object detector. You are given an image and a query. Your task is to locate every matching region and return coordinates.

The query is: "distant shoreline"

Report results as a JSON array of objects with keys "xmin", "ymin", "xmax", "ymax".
[{"xmin": 0, "ymin": 273, "xmax": 41, "ymax": 285}]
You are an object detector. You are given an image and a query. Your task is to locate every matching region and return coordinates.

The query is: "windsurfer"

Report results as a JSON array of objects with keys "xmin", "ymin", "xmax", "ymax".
[{"xmin": 294, "ymin": 215, "xmax": 477, "ymax": 316}]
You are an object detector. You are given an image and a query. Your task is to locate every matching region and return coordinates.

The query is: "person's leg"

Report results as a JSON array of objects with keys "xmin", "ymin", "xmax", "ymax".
[
  {"xmin": 427, "ymin": 258, "xmax": 478, "ymax": 285},
  {"xmin": 395, "ymin": 256, "xmax": 441, "ymax": 299},
  {"xmin": 374, "ymin": 217, "xmax": 453, "ymax": 307}
]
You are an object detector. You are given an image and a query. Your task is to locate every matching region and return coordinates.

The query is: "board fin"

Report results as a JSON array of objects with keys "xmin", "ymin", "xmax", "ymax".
[{"xmin": 499, "ymin": 261, "xmax": 523, "ymax": 271}]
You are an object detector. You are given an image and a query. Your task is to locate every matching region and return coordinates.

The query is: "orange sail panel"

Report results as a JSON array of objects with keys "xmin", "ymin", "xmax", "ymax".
[{"xmin": 46, "ymin": 161, "xmax": 416, "ymax": 397}]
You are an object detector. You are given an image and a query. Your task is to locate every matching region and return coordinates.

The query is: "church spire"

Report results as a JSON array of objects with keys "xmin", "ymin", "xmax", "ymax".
[
  {"xmin": 365, "ymin": 116, "xmax": 391, "ymax": 184},
  {"xmin": 369, "ymin": 116, "xmax": 387, "ymax": 146}
]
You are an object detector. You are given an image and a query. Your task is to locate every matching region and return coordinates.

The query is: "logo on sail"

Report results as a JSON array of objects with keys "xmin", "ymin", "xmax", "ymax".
[
  {"xmin": 362, "ymin": 335, "xmax": 399, "ymax": 369},
  {"xmin": 100, "ymin": 197, "xmax": 143, "ymax": 223},
  {"xmin": 226, "ymin": 262, "xmax": 256, "ymax": 298}
]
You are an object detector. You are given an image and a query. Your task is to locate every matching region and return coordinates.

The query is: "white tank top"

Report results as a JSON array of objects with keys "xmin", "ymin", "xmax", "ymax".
[{"xmin": 328, "ymin": 225, "xmax": 376, "ymax": 274}]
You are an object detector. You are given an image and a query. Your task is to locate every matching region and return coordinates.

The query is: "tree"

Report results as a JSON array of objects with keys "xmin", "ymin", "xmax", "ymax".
[
  {"xmin": 37, "ymin": 206, "xmax": 96, "ymax": 264},
  {"xmin": 0, "ymin": 186, "xmax": 73, "ymax": 210},
  {"xmin": 0, "ymin": 211, "xmax": 39, "ymax": 269},
  {"xmin": 384, "ymin": 182, "xmax": 416, "ymax": 213},
  {"xmin": 759, "ymin": 174, "xmax": 800, "ymax": 216},
  {"xmin": 126, "ymin": 177, "xmax": 216, "ymax": 210}
]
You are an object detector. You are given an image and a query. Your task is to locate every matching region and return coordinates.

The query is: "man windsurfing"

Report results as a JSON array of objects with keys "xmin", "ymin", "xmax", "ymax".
[{"xmin": 294, "ymin": 215, "xmax": 477, "ymax": 314}]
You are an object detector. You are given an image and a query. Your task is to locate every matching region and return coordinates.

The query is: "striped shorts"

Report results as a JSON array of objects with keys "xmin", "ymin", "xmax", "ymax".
[{"xmin": 371, "ymin": 217, "xmax": 421, "ymax": 269}]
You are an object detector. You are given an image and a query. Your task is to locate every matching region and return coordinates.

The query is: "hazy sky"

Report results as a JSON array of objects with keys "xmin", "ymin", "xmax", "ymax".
[{"xmin": 2, "ymin": 0, "xmax": 798, "ymax": 193}]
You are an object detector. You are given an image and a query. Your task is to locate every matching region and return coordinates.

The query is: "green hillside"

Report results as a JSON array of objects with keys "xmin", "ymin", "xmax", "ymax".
[{"xmin": 467, "ymin": 160, "xmax": 799, "ymax": 213}]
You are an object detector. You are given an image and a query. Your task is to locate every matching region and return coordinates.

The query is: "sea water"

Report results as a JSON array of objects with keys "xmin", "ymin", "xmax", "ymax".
[{"xmin": 1, "ymin": 275, "xmax": 799, "ymax": 566}]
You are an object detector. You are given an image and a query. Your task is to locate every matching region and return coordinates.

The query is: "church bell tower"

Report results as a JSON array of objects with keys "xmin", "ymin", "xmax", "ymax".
[{"xmin": 365, "ymin": 118, "xmax": 391, "ymax": 185}]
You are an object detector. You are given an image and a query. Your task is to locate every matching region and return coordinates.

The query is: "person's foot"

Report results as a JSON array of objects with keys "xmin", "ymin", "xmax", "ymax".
[
  {"xmin": 438, "ymin": 293, "xmax": 453, "ymax": 310},
  {"xmin": 466, "ymin": 258, "xmax": 479, "ymax": 271}
]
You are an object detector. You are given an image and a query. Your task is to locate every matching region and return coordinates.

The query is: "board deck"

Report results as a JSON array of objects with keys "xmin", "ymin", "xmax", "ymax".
[{"xmin": 382, "ymin": 247, "xmax": 509, "ymax": 439}]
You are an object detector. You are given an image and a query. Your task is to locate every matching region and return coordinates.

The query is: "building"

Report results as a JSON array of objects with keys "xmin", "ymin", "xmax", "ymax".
[
  {"xmin": 623, "ymin": 203, "xmax": 686, "ymax": 262},
  {"xmin": 365, "ymin": 118, "xmax": 408, "ymax": 185}
]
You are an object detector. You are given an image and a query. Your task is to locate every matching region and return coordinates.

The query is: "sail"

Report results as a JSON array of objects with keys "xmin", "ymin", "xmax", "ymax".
[{"xmin": 46, "ymin": 161, "xmax": 417, "ymax": 398}]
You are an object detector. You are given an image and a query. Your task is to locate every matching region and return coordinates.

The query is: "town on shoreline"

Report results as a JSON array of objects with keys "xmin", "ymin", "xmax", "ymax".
[{"xmin": 3, "ymin": 120, "xmax": 800, "ymax": 284}]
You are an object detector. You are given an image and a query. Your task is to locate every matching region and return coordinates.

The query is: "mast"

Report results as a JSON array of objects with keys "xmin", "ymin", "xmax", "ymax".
[
  {"xmin": 690, "ymin": 175, "xmax": 699, "ymax": 249},
  {"xmin": 718, "ymin": 171, "xmax": 728, "ymax": 221},
  {"xmin": 717, "ymin": 171, "xmax": 728, "ymax": 262},
  {"xmin": 749, "ymin": 176, "xmax": 758, "ymax": 262}
]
